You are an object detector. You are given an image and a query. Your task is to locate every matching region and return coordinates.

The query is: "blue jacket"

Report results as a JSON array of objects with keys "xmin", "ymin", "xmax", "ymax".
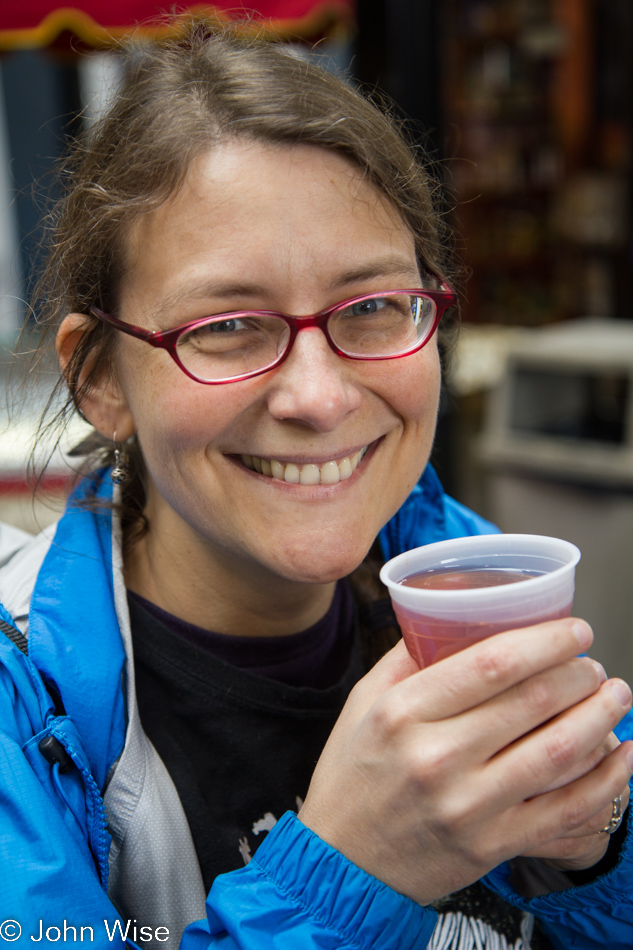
[{"xmin": 0, "ymin": 465, "xmax": 631, "ymax": 950}]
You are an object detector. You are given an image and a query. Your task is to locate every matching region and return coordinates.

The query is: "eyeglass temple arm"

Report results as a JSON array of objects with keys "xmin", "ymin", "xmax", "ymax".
[{"xmin": 91, "ymin": 306, "xmax": 162, "ymax": 343}]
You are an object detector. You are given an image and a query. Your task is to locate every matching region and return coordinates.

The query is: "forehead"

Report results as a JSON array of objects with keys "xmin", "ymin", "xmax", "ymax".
[{"xmin": 120, "ymin": 141, "xmax": 418, "ymax": 313}]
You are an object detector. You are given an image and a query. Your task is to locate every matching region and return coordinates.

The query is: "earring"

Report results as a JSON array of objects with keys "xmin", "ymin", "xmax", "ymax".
[{"xmin": 111, "ymin": 430, "xmax": 130, "ymax": 485}]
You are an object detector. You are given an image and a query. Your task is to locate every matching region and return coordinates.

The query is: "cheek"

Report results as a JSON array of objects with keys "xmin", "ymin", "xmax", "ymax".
[
  {"xmin": 138, "ymin": 396, "xmax": 227, "ymax": 465},
  {"xmin": 379, "ymin": 346, "xmax": 442, "ymax": 430},
  {"xmin": 119, "ymin": 355, "xmax": 261, "ymax": 464},
  {"xmin": 116, "ymin": 354, "xmax": 207, "ymax": 452},
  {"xmin": 387, "ymin": 350, "xmax": 441, "ymax": 496}
]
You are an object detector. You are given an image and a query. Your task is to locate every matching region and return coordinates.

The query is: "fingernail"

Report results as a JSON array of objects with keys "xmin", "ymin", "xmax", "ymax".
[
  {"xmin": 589, "ymin": 659, "xmax": 607, "ymax": 682},
  {"xmin": 572, "ymin": 620, "xmax": 593, "ymax": 650},
  {"xmin": 609, "ymin": 679, "xmax": 632, "ymax": 708}
]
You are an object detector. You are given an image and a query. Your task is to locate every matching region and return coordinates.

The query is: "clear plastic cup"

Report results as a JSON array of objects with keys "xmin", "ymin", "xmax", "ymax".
[{"xmin": 380, "ymin": 534, "xmax": 581, "ymax": 668}]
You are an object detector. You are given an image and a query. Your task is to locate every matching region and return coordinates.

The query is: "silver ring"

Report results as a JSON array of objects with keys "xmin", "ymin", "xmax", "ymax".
[{"xmin": 598, "ymin": 795, "xmax": 624, "ymax": 834}]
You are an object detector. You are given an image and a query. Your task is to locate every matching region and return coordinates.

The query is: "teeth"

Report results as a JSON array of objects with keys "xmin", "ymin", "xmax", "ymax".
[
  {"xmin": 339, "ymin": 457, "xmax": 352, "ymax": 480},
  {"xmin": 320, "ymin": 461, "xmax": 340, "ymax": 485},
  {"xmin": 284, "ymin": 463, "xmax": 300, "ymax": 484},
  {"xmin": 299, "ymin": 464, "xmax": 320, "ymax": 486},
  {"xmin": 241, "ymin": 446, "xmax": 369, "ymax": 484}
]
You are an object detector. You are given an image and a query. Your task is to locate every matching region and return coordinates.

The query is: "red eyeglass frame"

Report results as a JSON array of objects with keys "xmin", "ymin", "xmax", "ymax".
[{"xmin": 90, "ymin": 285, "xmax": 457, "ymax": 385}]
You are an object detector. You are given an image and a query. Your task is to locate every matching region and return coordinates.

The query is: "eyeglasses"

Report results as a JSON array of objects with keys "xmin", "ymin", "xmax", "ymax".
[{"xmin": 91, "ymin": 286, "xmax": 456, "ymax": 385}]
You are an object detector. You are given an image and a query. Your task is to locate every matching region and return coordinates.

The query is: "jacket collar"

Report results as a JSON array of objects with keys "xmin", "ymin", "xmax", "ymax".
[{"xmin": 28, "ymin": 473, "xmax": 127, "ymax": 789}]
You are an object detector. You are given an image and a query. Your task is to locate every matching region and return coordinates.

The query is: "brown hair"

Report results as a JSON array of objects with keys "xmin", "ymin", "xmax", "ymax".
[{"xmin": 28, "ymin": 16, "xmax": 455, "ymax": 533}]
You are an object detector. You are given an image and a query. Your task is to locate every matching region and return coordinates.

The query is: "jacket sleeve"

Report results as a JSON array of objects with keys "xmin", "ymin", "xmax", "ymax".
[
  {"xmin": 181, "ymin": 812, "xmax": 439, "ymax": 950},
  {"xmin": 0, "ymin": 633, "xmax": 126, "ymax": 948}
]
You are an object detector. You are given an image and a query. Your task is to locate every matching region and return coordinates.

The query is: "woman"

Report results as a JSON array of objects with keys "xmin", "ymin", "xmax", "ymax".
[{"xmin": 1, "ymin": 20, "xmax": 632, "ymax": 950}]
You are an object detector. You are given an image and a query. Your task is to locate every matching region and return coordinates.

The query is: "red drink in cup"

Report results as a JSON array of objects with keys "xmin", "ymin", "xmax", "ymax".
[{"xmin": 380, "ymin": 535, "xmax": 580, "ymax": 668}]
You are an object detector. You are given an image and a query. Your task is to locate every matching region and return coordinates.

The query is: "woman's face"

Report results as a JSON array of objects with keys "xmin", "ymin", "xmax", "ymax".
[{"xmin": 109, "ymin": 142, "xmax": 441, "ymax": 587}]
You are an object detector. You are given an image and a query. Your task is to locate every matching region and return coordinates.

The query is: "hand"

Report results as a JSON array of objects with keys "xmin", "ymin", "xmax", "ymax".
[
  {"xmin": 521, "ymin": 730, "xmax": 631, "ymax": 871},
  {"xmin": 298, "ymin": 619, "xmax": 633, "ymax": 905}
]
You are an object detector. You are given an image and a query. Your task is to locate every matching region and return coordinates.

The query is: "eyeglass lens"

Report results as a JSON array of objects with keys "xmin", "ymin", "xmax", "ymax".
[{"xmin": 175, "ymin": 293, "xmax": 437, "ymax": 382}]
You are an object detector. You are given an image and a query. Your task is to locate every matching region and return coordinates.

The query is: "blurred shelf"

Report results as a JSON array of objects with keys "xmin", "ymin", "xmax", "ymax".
[{"xmin": 442, "ymin": 0, "xmax": 633, "ymax": 326}]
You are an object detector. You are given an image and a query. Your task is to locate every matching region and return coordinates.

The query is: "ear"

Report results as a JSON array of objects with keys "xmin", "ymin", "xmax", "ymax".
[{"xmin": 56, "ymin": 313, "xmax": 136, "ymax": 441}]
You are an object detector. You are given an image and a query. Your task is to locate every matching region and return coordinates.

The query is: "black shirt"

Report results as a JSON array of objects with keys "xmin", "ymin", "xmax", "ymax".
[{"xmin": 128, "ymin": 583, "xmax": 364, "ymax": 892}]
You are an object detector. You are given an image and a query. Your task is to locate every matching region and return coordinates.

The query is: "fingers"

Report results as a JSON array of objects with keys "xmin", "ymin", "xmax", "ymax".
[
  {"xmin": 539, "ymin": 729, "xmax": 620, "ymax": 794},
  {"xmin": 489, "ymin": 678, "xmax": 633, "ymax": 802},
  {"xmin": 520, "ymin": 741, "xmax": 633, "ymax": 847},
  {"xmin": 455, "ymin": 655, "xmax": 607, "ymax": 762},
  {"xmin": 349, "ymin": 620, "xmax": 629, "ymax": 817},
  {"xmin": 531, "ymin": 776, "xmax": 630, "ymax": 853},
  {"xmin": 577, "ymin": 779, "xmax": 630, "ymax": 838},
  {"xmin": 533, "ymin": 833, "xmax": 610, "ymax": 870},
  {"xmin": 519, "ymin": 751, "xmax": 632, "ymax": 870},
  {"xmin": 393, "ymin": 617, "xmax": 593, "ymax": 723},
  {"xmin": 351, "ymin": 620, "xmax": 616, "ymax": 789}
]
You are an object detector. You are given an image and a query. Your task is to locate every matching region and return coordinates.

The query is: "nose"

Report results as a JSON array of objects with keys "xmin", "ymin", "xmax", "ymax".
[{"xmin": 265, "ymin": 327, "xmax": 362, "ymax": 431}]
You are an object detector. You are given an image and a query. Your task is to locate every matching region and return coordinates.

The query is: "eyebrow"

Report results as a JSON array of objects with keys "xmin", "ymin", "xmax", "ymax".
[
  {"xmin": 153, "ymin": 255, "xmax": 422, "ymax": 320},
  {"xmin": 153, "ymin": 280, "xmax": 268, "ymax": 320},
  {"xmin": 329, "ymin": 257, "xmax": 422, "ymax": 289}
]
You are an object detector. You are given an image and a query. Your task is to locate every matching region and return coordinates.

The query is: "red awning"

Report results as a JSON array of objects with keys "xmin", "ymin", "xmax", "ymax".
[{"xmin": 0, "ymin": 2, "xmax": 355, "ymax": 50}]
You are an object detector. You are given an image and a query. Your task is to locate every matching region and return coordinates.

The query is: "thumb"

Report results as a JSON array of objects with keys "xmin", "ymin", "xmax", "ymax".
[
  {"xmin": 344, "ymin": 639, "xmax": 419, "ymax": 717},
  {"xmin": 300, "ymin": 638, "xmax": 419, "ymax": 813}
]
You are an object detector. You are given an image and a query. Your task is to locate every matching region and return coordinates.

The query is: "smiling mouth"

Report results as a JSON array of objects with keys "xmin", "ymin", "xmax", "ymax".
[{"xmin": 240, "ymin": 446, "xmax": 369, "ymax": 485}]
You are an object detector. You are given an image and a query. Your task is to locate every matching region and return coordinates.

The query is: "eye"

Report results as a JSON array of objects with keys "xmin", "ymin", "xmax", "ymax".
[
  {"xmin": 350, "ymin": 298, "xmax": 387, "ymax": 316},
  {"xmin": 204, "ymin": 318, "xmax": 248, "ymax": 333},
  {"xmin": 182, "ymin": 317, "xmax": 255, "ymax": 345}
]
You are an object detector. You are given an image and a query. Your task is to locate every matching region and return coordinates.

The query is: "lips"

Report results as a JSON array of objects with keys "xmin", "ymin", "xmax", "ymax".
[{"xmin": 240, "ymin": 446, "xmax": 369, "ymax": 485}]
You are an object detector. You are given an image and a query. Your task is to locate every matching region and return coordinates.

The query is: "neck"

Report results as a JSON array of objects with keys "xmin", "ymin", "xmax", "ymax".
[{"xmin": 123, "ymin": 521, "xmax": 337, "ymax": 639}]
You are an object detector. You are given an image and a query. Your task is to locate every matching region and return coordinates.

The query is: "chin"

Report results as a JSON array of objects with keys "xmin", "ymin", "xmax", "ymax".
[{"xmin": 269, "ymin": 541, "xmax": 373, "ymax": 586}]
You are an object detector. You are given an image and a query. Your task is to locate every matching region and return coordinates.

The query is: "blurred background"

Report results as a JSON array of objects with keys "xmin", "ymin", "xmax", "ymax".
[{"xmin": 0, "ymin": 0, "xmax": 631, "ymax": 676}]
